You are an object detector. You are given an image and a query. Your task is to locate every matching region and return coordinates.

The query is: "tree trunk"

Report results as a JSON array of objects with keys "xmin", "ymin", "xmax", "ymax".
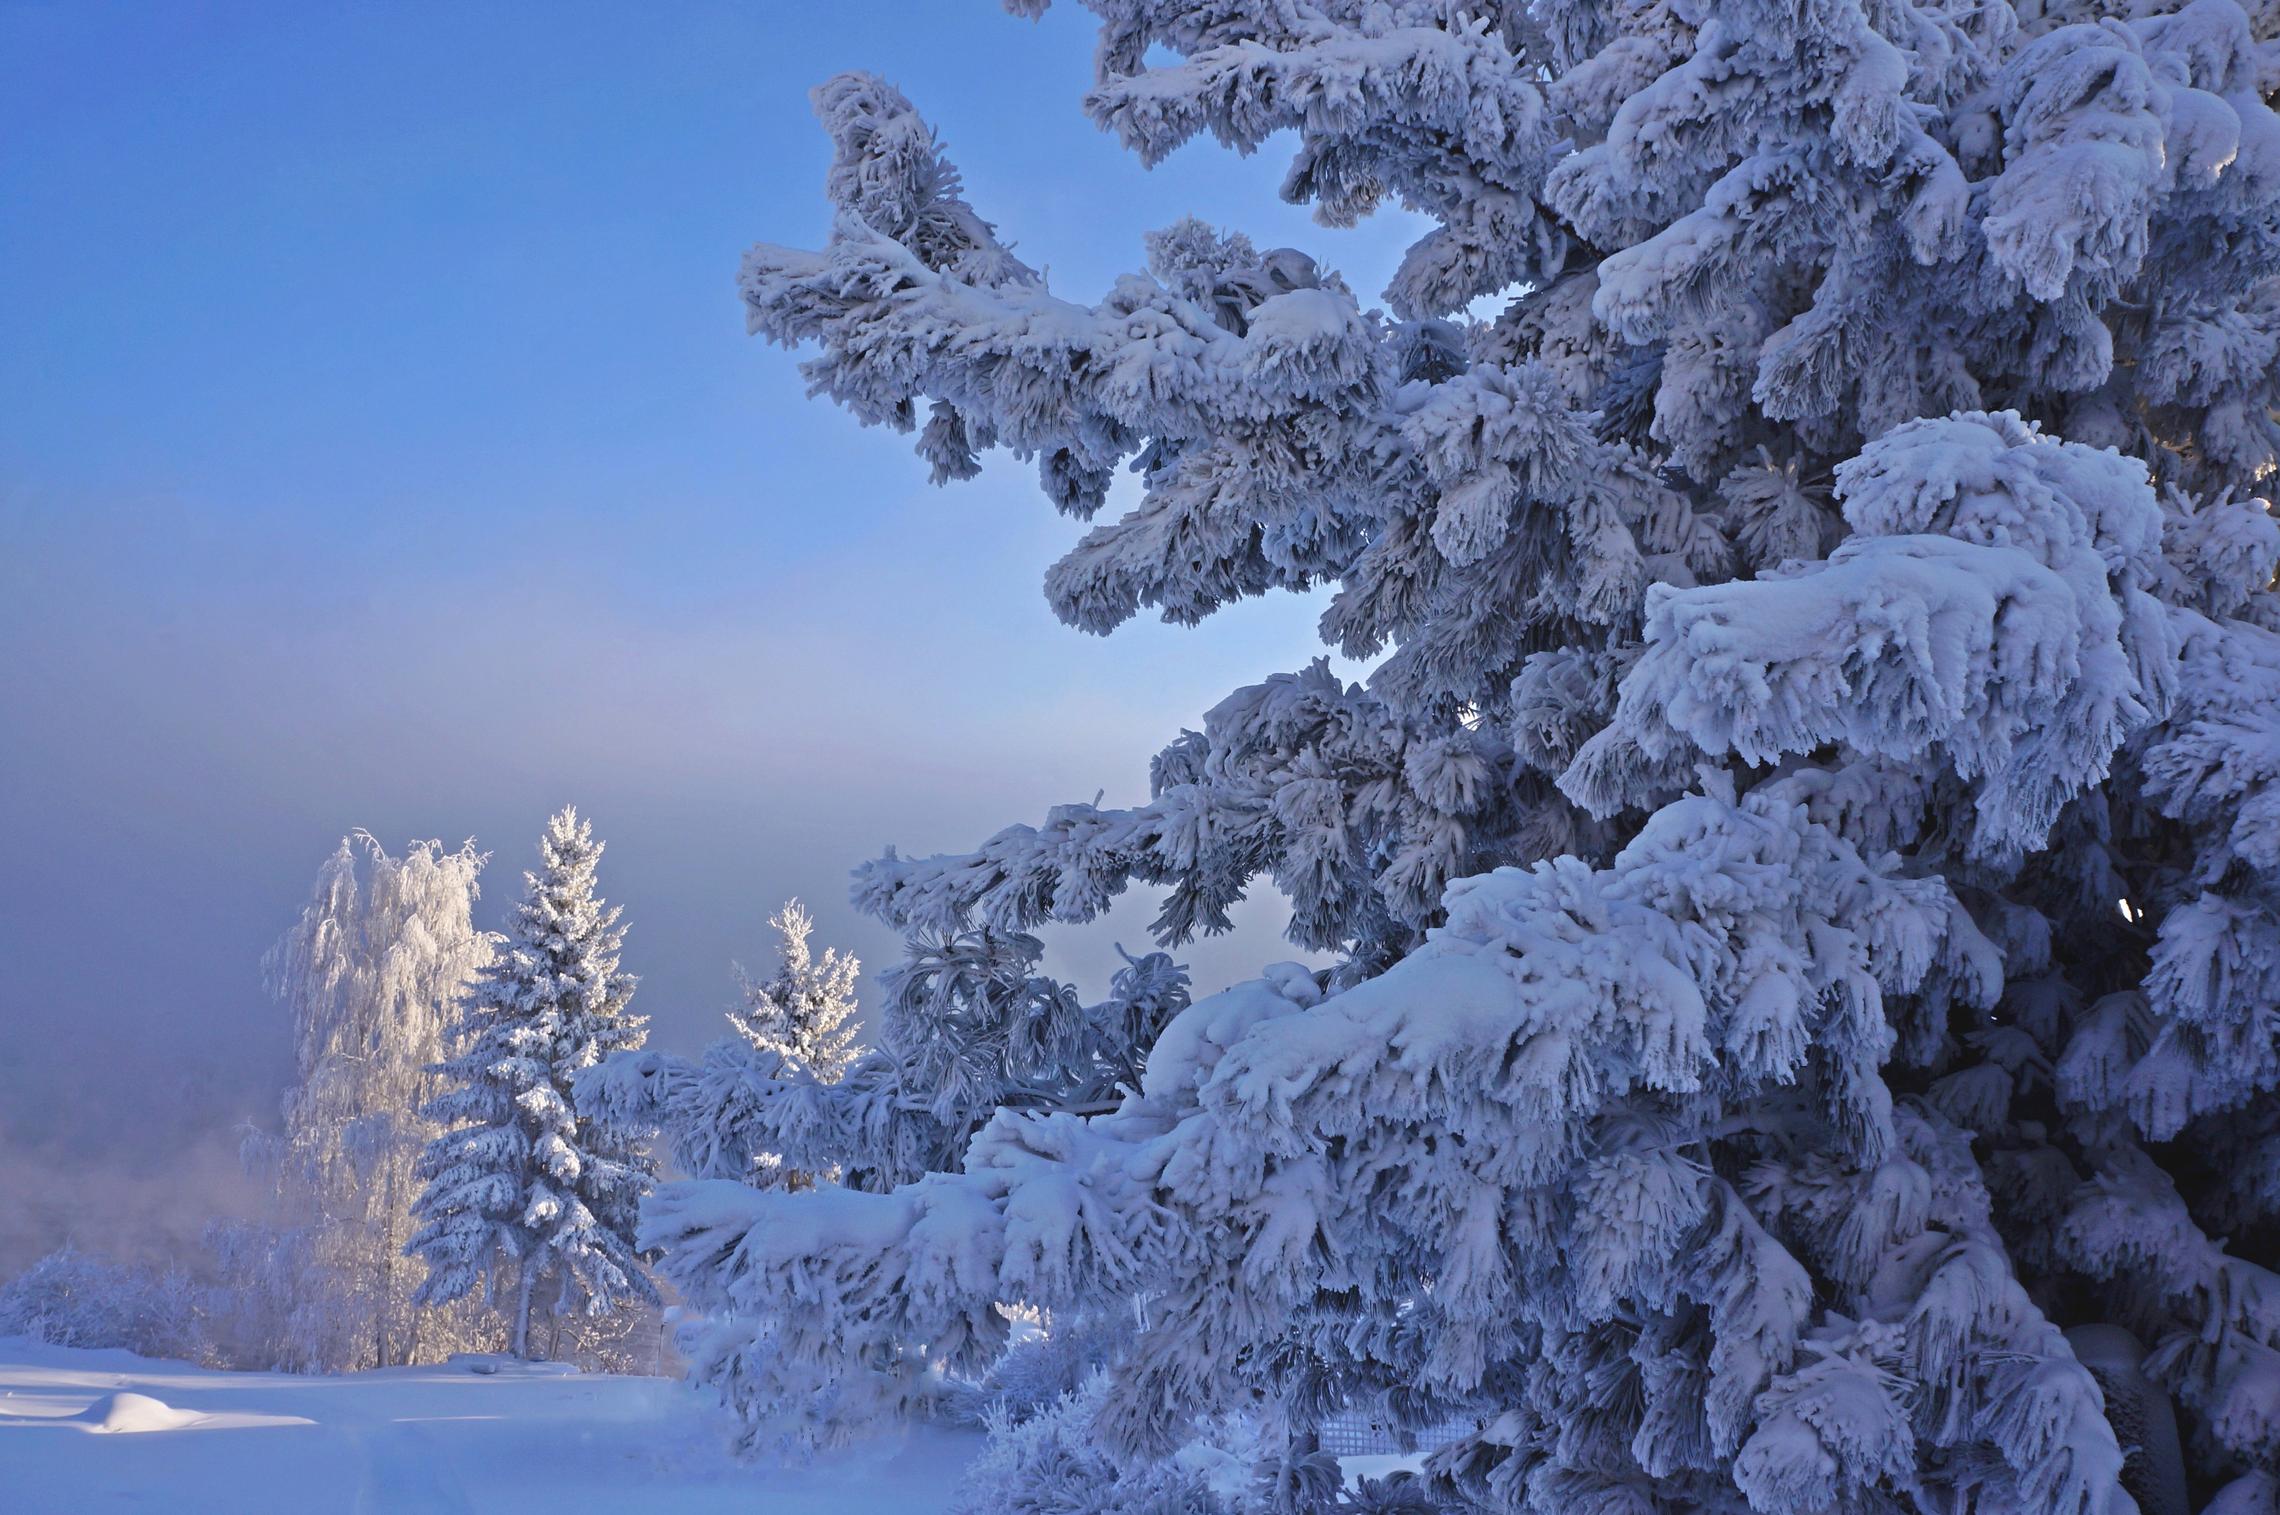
[
  {"xmin": 513, "ymin": 1264, "xmax": 537, "ymax": 1361},
  {"xmin": 375, "ymin": 1155, "xmax": 399, "ymax": 1369}
]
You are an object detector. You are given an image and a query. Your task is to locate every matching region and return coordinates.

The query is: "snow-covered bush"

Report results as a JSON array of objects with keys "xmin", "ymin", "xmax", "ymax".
[
  {"xmin": 1339, "ymin": 1472, "xmax": 1446, "ymax": 1515},
  {"xmin": 541, "ymin": 1292, "xmax": 671, "ymax": 1376},
  {"xmin": 195, "ymin": 1216, "xmax": 313, "ymax": 1371},
  {"xmin": 938, "ymin": 1302, "xmax": 1137, "ymax": 1431},
  {"xmin": 0, "ymin": 1246, "xmax": 203, "ymax": 1362},
  {"xmin": 666, "ymin": 2, "xmax": 2280, "ymax": 1508},
  {"xmin": 952, "ymin": 1373, "xmax": 1239, "ymax": 1515}
]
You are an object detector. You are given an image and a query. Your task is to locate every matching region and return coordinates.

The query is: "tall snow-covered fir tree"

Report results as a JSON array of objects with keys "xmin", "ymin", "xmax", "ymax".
[
  {"xmin": 408, "ymin": 806, "xmax": 657, "ymax": 1360},
  {"xmin": 250, "ymin": 832, "xmax": 499, "ymax": 1372},
  {"xmin": 641, "ymin": 4, "xmax": 2280, "ymax": 1510}
]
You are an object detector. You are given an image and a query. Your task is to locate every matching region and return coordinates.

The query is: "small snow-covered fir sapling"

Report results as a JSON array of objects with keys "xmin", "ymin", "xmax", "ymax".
[
  {"xmin": 733, "ymin": 900, "xmax": 861, "ymax": 1079},
  {"xmin": 728, "ymin": 900, "xmax": 859, "ymax": 1190},
  {"xmin": 658, "ymin": 4, "xmax": 2280, "ymax": 1509},
  {"xmin": 575, "ymin": 904, "xmax": 1193, "ymax": 1453},
  {"xmin": 407, "ymin": 806, "xmax": 656, "ymax": 1360},
  {"xmin": 575, "ymin": 899, "xmax": 879, "ymax": 1192},
  {"xmin": 580, "ymin": 903, "xmax": 1192, "ymax": 1201}
]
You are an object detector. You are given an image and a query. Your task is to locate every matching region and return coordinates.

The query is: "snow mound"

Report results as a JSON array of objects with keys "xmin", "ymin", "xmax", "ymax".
[
  {"xmin": 79, "ymin": 1392, "xmax": 204, "ymax": 1434},
  {"xmin": 442, "ymin": 1353, "xmax": 580, "ymax": 1377}
]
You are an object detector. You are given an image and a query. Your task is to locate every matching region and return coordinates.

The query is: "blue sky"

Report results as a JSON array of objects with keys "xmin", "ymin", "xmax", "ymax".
[{"xmin": 0, "ymin": 2, "xmax": 1419, "ymax": 1245}]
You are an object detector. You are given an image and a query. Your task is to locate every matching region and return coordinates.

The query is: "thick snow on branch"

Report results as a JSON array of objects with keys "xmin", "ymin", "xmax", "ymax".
[{"xmin": 1572, "ymin": 411, "xmax": 2176, "ymax": 856}]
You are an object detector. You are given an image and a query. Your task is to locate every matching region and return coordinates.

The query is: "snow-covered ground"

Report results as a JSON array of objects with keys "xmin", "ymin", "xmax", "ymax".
[{"xmin": 0, "ymin": 1338, "xmax": 978, "ymax": 1513}]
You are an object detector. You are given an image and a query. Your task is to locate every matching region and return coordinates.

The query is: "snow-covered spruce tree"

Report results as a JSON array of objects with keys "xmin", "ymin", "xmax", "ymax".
[
  {"xmin": 251, "ymin": 833, "xmax": 498, "ymax": 1372},
  {"xmin": 408, "ymin": 806, "xmax": 657, "ymax": 1360},
  {"xmin": 651, "ymin": 8, "xmax": 2280, "ymax": 1509}
]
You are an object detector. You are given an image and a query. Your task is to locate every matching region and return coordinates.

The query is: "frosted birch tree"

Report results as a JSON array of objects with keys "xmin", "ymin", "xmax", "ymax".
[
  {"xmin": 646, "ymin": 4, "xmax": 2280, "ymax": 1510},
  {"xmin": 253, "ymin": 833, "xmax": 497, "ymax": 1372}
]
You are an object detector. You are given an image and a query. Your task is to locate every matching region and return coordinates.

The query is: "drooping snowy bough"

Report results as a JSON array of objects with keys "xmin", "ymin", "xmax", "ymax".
[{"xmin": 652, "ymin": 4, "xmax": 2280, "ymax": 1509}]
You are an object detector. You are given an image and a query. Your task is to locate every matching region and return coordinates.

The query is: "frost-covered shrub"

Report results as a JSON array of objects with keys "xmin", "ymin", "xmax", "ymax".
[
  {"xmin": 196, "ymin": 1217, "xmax": 311, "ymax": 1371},
  {"xmin": 936, "ymin": 1302, "xmax": 1138, "ymax": 1430},
  {"xmin": 539, "ymin": 1292, "xmax": 670, "ymax": 1376},
  {"xmin": 0, "ymin": 1245, "xmax": 204, "ymax": 1362},
  {"xmin": 952, "ymin": 1373, "xmax": 1238, "ymax": 1515},
  {"xmin": 1340, "ymin": 1473, "xmax": 1448, "ymax": 1515}
]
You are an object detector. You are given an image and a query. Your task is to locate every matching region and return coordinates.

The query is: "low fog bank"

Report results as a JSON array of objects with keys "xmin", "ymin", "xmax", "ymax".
[{"xmin": 0, "ymin": 1125, "xmax": 264, "ymax": 1278}]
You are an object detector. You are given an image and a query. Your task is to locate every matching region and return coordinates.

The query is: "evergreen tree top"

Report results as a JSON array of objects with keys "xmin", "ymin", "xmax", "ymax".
[
  {"xmin": 480, "ymin": 806, "xmax": 639, "ymax": 1023},
  {"xmin": 731, "ymin": 899, "xmax": 861, "ymax": 1083}
]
